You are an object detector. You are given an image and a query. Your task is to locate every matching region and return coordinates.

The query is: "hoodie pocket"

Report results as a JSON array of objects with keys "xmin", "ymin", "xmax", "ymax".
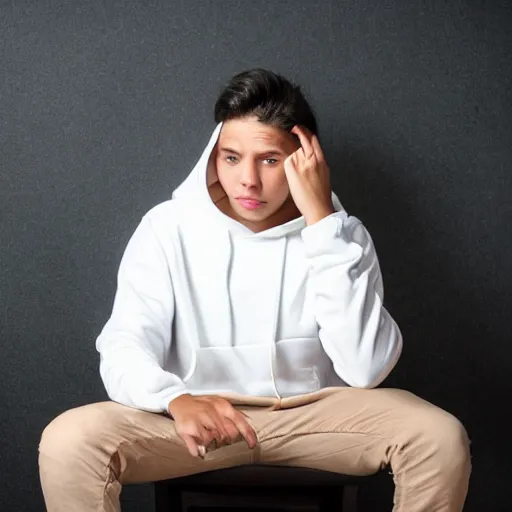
[
  {"xmin": 185, "ymin": 338, "xmax": 331, "ymax": 398},
  {"xmin": 185, "ymin": 344, "xmax": 276, "ymax": 397}
]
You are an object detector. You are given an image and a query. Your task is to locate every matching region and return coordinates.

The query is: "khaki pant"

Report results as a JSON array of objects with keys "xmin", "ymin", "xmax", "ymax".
[{"xmin": 39, "ymin": 388, "xmax": 471, "ymax": 511}]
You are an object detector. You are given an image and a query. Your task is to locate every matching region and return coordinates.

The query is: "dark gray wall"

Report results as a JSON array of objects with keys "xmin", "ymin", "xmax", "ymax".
[{"xmin": 1, "ymin": 1, "xmax": 511, "ymax": 511}]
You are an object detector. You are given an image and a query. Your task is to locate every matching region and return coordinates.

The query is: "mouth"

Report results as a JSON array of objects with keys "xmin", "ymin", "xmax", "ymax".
[{"xmin": 236, "ymin": 197, "xmax": 265, "ymax": 210}]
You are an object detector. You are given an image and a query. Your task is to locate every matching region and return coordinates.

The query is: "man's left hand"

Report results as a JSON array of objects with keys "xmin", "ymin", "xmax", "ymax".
[{"xmin": 284, "ymin": 125, "xmax": 335, "ymax": 225}]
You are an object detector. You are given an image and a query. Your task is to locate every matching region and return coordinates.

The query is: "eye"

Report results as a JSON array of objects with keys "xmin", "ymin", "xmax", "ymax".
[
  {"xmin": 225, "ymin": 155, "xmax": 239, "ymax": 164},
  {"xmin": 263, "ymin": 158, "xmax": 278, "ymax": 165}
]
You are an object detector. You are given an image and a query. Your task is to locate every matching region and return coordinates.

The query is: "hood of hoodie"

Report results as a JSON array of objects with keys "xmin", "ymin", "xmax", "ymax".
[{"xmin": 172, "ymin": 123, "xmax": 345, "ymax": 238}]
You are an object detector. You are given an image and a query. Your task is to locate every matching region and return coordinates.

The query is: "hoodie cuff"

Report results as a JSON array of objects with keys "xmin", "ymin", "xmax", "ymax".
[{"xmin": 301, "ymin": 211, "xmax": 346, "ymax": 246}]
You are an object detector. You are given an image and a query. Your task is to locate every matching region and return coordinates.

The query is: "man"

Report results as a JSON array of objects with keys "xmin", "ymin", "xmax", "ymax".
[{"xmin": 39, "ymin": 68, "xmax": 471, "ymax": 511}]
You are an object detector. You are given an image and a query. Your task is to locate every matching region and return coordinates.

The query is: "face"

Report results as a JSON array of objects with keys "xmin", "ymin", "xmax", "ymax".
[{"xmin": 213, "ymin": 116, "xmax": 300, "ymax": 232}]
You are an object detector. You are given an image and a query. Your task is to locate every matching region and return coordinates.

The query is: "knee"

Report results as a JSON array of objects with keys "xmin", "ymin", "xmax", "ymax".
[
  {"xmin": 413, "ymin": 408, "xmax": 471, "ymax": 470},
  {"xmin": 39, "ymin": 403, "xmax": 116, "ymax": 463},
  {"xmin": 432, "ymin": 413, "xmax": 469, "ymax": 452}
]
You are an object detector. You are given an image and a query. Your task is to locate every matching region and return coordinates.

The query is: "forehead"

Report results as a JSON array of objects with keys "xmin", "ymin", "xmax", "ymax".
[{"xmin": 218, "ymin": 117, "xmax": 296, "ymax": 152}]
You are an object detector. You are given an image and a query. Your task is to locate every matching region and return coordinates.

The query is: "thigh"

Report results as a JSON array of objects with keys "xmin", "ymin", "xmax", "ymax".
[
  {"xmin": 40, "ymin": 401, "xmax": 254, "ymax": 485},
  {"xmin": 250, "ymin": 388, "xmax": 465, "ymax": 475}
]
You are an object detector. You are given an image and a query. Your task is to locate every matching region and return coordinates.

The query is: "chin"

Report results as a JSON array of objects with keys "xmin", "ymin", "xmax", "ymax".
[{"xmin": 238, "ymin": 209, "xmax": 268, "ymax": 221}]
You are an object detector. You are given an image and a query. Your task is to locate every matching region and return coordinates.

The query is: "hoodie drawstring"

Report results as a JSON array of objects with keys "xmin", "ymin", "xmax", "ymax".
[
  {"xmin": 268, "ymin": 236, "xmax": 288, "ymax": 401},
  {"xmin": 226, "ymin": 231, "xmax": 234, "ymax": 346}
]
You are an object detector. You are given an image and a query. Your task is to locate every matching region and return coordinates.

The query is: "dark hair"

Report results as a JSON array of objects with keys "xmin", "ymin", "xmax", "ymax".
[{"xmin": 214, "ymin": 68, "xmax": 318, "ymax": 136}]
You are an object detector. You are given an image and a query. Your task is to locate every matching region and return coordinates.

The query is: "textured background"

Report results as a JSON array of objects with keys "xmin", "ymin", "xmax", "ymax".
[{"xmin": 1, "ymin": 1, "xmax": 511, "ymax": 510}]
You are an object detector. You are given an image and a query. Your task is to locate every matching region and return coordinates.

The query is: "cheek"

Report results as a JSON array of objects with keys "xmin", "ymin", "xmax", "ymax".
[
  {"xmin": 266, "ymin": 170, "xmax": 290, "ymax": 201},
  {"xmin": 215, "ymin": 160, "xmax": 231, "ymax": 189}
]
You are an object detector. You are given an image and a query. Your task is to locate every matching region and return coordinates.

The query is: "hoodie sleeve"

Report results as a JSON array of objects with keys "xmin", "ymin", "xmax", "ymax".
[
  {"xmin": 96, "ymin": 214, "xmax": 188, "ymax": 413},
  {"xmin": 301, "ymin": 211, "xmax": 403, "ymax": 388}
]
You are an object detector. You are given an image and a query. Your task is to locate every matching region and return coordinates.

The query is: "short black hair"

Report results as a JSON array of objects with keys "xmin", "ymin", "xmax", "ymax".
[{"xmin": 214, "ymin": 68, "xmax": 318, "ymax": 135}]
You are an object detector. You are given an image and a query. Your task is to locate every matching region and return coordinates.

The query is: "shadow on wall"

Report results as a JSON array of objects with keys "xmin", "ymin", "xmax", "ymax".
[{"xmin": 328, "ymin": 136, "xmax": 508, "ymax": 512}]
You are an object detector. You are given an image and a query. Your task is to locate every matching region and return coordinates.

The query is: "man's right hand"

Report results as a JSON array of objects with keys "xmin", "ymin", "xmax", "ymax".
[{"xmin": 168, "ymin": 394, "xmax": 258, "ymax": 457}]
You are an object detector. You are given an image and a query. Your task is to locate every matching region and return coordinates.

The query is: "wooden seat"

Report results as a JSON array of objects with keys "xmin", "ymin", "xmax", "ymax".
[{"xmin": 154, "ymin": 465, "xmax": 364, "ymax": 511}]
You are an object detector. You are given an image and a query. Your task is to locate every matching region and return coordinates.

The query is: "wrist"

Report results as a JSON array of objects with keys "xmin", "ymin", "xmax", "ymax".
[
  {"xmin": 168, "ymin": 393, "xmax": 193, "ymax": 417},
  {"xmin": 305, "ymin": 205, "xmax": 335, "ymax": 226}
]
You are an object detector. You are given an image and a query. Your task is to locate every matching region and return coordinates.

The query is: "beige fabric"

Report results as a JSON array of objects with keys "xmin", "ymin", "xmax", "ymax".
[{"xmin": 39, "ymin": 388, "xmax": 471, "ymax": 511}]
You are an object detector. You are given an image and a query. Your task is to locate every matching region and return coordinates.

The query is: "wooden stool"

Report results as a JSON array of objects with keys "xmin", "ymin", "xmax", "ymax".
[{"xmin": 154, "ymin": 465, "xmax": 361, "ymax": 511}]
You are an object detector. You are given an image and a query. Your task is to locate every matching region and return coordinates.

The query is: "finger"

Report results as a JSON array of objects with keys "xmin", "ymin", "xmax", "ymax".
[
  {"xmin": 231, "ymin": 411, "xmax": 258, "ymax": 449},
  {"xmin": 204, "ymin": 440, "xmax": 218, "ymax": 453},
  {"xmin": 181, "ymin": 433, "xmax": 201, "ymax": 457},
  {"xmin": 189, "ymin": 417, "xmax": 215, "ymax": 447},
  {"xmin": 291, "ymin": 125, "xmax": 314, "ymax": 159},
  {"xmin": 214, "ymin": 400, "xmax": 253, "ymax": 445},
  {"xmin": 222, "ymin": 417, "xmax": 243, "ymax": 444},
  {"xmin": 311, "ymin": 134, "xmax": 325, "ymax": 162},
  {"xmin": 199, "ymin": 426, "xmax": 217, "ymax": 447},
  {"xmin": 202, "ymin": 414, "xmax": 229, "ymax": 446},
  {"xmin": 210, "ymin": 427, "xmax": 229, "ymax": 447},
  {"xmin": 284, "ymin": 153, "xmax": 300, "ymax": 180}
]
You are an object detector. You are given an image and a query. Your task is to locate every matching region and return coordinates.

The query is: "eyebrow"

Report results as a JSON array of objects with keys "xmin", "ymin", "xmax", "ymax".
[{"xmin": 219, "ymin": 146, "xmax": 285, "ymax": 157}]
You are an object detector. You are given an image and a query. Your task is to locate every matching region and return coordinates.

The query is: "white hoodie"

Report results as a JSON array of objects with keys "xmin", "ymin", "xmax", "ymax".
[{"xmin": 96, "ymin": 123, "xmax": 403, "ymax": 413}]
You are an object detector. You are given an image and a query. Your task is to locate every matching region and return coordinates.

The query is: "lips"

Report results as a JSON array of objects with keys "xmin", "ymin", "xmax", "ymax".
[{"xmin": 236, "ymin": 197, "xmax": 264, "ymax": 210}]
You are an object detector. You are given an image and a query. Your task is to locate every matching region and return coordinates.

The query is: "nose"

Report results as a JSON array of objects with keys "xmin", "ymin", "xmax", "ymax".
[{"xmin": 240, "ymin": 161, "xmax": 261, "ymax": 189}]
